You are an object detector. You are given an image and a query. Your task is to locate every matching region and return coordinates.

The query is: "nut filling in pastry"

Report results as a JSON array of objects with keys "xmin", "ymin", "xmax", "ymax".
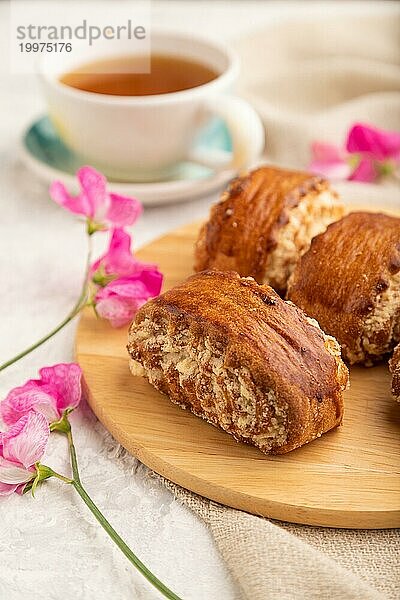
[
  {"xmin": 128, "ymin": 271, "xmax": 348, "ymax": 455},
  {"xmin": 195, "ymin": 166, "xmax": 344, "ymax": 293},
  {"xmin": 389, "ymin": 343, "xmax": 400, "ymax": 402},
  {"xmin": 287, "ymin": 212, "xmax": 400, "ymax": 365}
]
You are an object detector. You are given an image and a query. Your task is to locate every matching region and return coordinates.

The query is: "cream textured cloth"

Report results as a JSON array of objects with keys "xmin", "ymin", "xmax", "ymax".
[
  {"xmin": 236, "ymin": 15, "xmax": 400, "ymax": 168},
  {"xmin": 159, "ymin": 13, "xmax": 400, "ymax": 600},
  {"xmin": 162, "ymin": 480, "xmax": 399, "ymax": 600}
]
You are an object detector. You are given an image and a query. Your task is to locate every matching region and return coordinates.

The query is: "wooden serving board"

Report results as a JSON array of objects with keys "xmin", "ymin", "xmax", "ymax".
[{"xmin": 76, "ymin": 219, "xmax": 400, "ymax": 529}]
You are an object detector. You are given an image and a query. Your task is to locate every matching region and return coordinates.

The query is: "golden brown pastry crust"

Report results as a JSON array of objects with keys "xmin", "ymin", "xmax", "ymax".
[
  {"xmin": 287, "ymin": 212, "xmax": 400, "ymax": 365},
  {"xmin": 389, "ymin": 344, "xmax": 400, "ymax": 401},
  {"xmin": 127, "ymin": 270, "xmax": 348, "ymax": 455},
  {"xmin": 194, "ymin": 166, "xmax": 342, "ymax": 293}
]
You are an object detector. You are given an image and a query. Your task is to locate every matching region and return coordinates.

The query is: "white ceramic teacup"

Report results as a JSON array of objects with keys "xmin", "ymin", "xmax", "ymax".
[{"xmin": 39, "ymin": 31, "xmax": 265, "ymax": 182}]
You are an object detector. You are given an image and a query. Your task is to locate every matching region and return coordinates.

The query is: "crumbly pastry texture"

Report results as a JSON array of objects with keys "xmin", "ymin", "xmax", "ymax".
[
  {"xmin": 389, "ymin": 343, "xmax": 400, "ymax": 401},
  {"xmin": 287, "ymin": 211, "xmax": 400, "ymax": 365},
  {"xmin": 128, "ymin": 271, "xmax": 348, "ymax": 455},
  {"xmin": 194, "ymin": 166, "xmax": 344, "ymax": 294}
]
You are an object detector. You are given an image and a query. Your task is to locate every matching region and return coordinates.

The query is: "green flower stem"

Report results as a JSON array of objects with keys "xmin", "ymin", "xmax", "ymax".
[
  {"xmin": 66, "ymin": 429, "xmax": 80, "ymax": 484},
  {"xmin": 0, "ymin": 301, "xmax": 83, "ymax": 372},
  {"xmin": 0, "ymin": 236, "xmax": 93, "ymax": 373},
  {"xmin": 24, "ymin": 464, "xmax": 73, "ymax": 496},
  {"xmin": 66, "ymin": 425, "xmax": 181, "ymax": 600},
  {"xmin": 52, "ymin": 471, "xmax": 74, "ymax": 484}
]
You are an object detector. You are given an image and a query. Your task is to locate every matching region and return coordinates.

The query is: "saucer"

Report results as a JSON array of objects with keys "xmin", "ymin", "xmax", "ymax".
[{"xmin": 21, "ymin": 116, "xmax": 234, "ymax": 206}]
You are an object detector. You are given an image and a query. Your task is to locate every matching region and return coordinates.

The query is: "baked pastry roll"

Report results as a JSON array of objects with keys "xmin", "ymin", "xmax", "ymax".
[
  {"xmin": 127, "ymin": 270, "xmax": 348, "ymax": 455},
  {"xmin": 389, "ymin": 344, "xmax": 400, "ymax": 402},
  {"xmin": 194, "ymin": 166, "xmax": 344, "ymax": 294},
  {"xmin": 287, "ymin": 212, "xmax": 400, "ymax": 365}
]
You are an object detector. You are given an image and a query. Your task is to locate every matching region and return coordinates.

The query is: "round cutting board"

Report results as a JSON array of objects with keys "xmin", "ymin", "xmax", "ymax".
[{"xmin": 76, "ymin": 216, "xmax": 400, "ymax": 529}]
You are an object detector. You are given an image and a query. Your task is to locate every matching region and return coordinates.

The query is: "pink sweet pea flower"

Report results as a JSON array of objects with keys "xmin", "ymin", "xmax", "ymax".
[
  {"xmin": 346, "ymin": 123, "xmax": 400, "ymax": 161},
  {"xmin": 50, "ymin": 166, "xmax": 142, "ymax": 232},
  {"xmin": 0, "ymin": 411, "xmax": 49, "ymax": 496},
  {"xmin": 95, "ymin": 271, "xmax": 163, "ymax": 328},
  {"xmin": 1, "ymin": 363, "xmax": 82, "ymax": 427},
  {"xmin": 309, "ymin": 142, "xmax": 352, "ymax": 180},
  {"xmin": 90, "ymin": 228, "xmax": 158, "ymax": 283},
  {"xmin": 89, "ymin": 229, "xmax": 163, "ymax": 326},
  {"xmin": 310, "ymin": 123, "xmax": 400, "ymax": 183}
]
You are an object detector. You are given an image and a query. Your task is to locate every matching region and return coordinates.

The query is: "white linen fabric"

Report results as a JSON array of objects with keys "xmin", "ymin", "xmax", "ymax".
[
  {"xmin": 0, "ymin": 2, "xmax": 399, "ymax": 600},
  {"xmin": 0, "ymin": 156, "xmax": 240, "ymax": 600}
]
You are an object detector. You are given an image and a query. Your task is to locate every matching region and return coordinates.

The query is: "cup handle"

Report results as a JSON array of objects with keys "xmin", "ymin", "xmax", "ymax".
[{"xmin": 188, "ymin": 95, "xmax": 265, "ymax": 171}]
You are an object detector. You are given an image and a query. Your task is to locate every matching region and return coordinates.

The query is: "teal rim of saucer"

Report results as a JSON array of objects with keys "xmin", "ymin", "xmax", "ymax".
[{"xmin": 24, "ymin": 115, "xmax": 233, "ymax": 182}]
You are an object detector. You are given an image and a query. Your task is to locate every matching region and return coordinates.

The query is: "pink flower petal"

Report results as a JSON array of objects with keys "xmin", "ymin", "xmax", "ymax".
[
  {"xmin": 2, "ymin": 409, "xmax": 35, "ymax": 438},
  {"xmin": 0, "ymin": 364, "xmax": 83, "ymax": 426},
  {"xmin": 0, "ymin": 482, "xmax": 19, "ymax": 496},
  {"xmin": 38, "ymin": 363, "xmax": 82, "ymax": 414},
  {"xmin": 15, "ymin": 482, "xmax": 31, "ymax": 495},
  {"xmin": 95, "ymin": 296, "xmax": 138, "ymax": 328},
  {"xmin": 311, "ymin": 142, "xmax": 343, "ymax": 163},
  {"xmin": 106, "ymin": 193, "xmax": 143, "ymax": 228},
  {"xmin": 49, "ymin": 181, "xmax": 91, "ymax": 217},
  {"xmin": 90, "ymin": 229, "xmax": 139, "ymax": 279},
  {"xmin": 349, "ymin": 157, "xmax": 377, "ymax": 182},
  {"xmin": 108, "ymin": 228, "xmax": 134, "ymax": 259},
  {"xmin": 96, "ymin": 271, "xmax": 163, "ymax": 301},
  {"xmin": 309, "ymin": 159, "xmax": 352, "ymax": 180},
  {"xmin": 346, "ymin": 123, "xmax": 400, "ymax": 161},
  {"xmin": 2, "ymin": 412, "xmax": 49, "ymax": 468},
  {"xmin": 1, "ymin": 384, "xmax": 58, "ymax": 426},
  {"xmin": 0, "ymin": 456, "xmax": 34, "ymax": 484},
  {"xmin": 94, "ymin": 271, "xmax": 163, "ymax": 327},
  {"xmin": 136, "ymin": 270, "xmax": 163, "ymax": 297},
  {"xmin": 77, "ymin": 166, "xmax": 108, "ymax": 220},
  {"xmin": 50, "ymin": 166, "xmax": 141, "ymax": 230},
  {"xmin": 96, "ymin": 278, "xmax": 148, "ymax": 300}
]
